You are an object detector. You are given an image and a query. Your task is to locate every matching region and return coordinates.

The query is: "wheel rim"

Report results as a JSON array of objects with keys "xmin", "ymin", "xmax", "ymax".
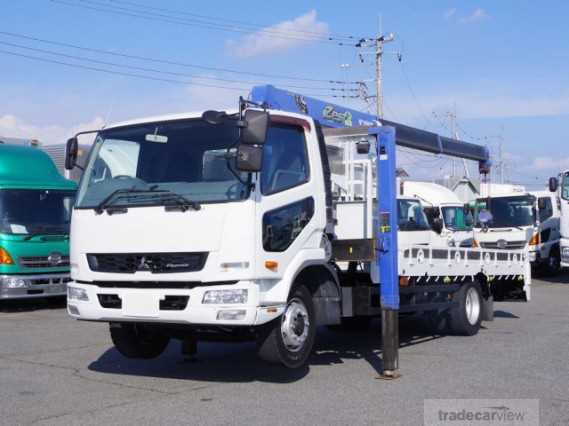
[
  {"xmin": 465, "ymin": 287, "xmax": 481, "ymax": 325},
  {"xmin": 281, "ymin": 297, "xmax": 310, "ymax": 353}
]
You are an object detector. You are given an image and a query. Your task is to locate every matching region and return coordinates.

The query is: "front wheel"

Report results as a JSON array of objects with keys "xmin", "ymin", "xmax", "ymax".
[
  {"xmin": 543, "ymin": 248, "xmax": 561, "ymax": 277},
  {"xmin": 110, "ymin": 323, "xmax": 170, "ymax": 359},
  {"xmin": 257, "ymin": 285, "xmax": 316, "ymax": 369},
  {"xmin": 449, "ymin": 283, "xmax": 482, "ymax": 336}
]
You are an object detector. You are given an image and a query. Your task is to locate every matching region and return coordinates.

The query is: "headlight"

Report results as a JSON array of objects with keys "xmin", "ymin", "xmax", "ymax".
[
  {"xmin": 1, "ymin": 277, "xmax": 29, "ymax": 289},
  {"xmin": 68, "ymin": 287, "xmax": 89, "ymax": 301},
  {"xmin": 202, "ymin": 289, "xmax": 248, "ymax": 304}
]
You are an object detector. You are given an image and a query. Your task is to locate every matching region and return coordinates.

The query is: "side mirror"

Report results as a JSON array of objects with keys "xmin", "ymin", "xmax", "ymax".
[
  {"xmin": 356, "ymin": 139, "xmax": 370, "ymax": 154},
  {"xmin": 549, "ymin": 177, "xmax": 559, "ymax": 193},
  {"xmin": 65, "ymin": 137, "xmax": 79, "ymax": 170},
  {"xmin": 241, "ymin": 110, "xmax": 269, "ymax": 145},
  {"xmin": 538, "ymin": 198, "xmax": 546, "ymax": 210},
  {"xmin": 432, "ymin": 217, "xmax": 443, "ymax": 234},
  {"xmin": 236, "ymin": 144, "xmax": 264, "ymax": 172},
  {"xmin": 478, "ymin": 209, "xmax": 493, "ymax": 225}
]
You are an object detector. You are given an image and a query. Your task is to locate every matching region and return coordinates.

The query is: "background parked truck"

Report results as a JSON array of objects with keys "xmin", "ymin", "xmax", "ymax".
[
  {"xmin": 401, "ymin": 180, "xmax": 474, "ymax": 248},
  {"xmin": 0, "ymin": 143, "xmax": 76, "ymax": 299},
  {"xmin": 472, "ymin": 183, "xmax": 560, "ymax": 276}
]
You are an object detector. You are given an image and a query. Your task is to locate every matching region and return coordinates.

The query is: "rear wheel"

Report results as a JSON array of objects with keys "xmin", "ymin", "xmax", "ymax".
[
  {"xmin": 110, "ymin": 323, "xmax": 170, "ymax": 359},
  {"xmin": 257, "ymin": 285, "xmax": 316, "ymax": 368},
  {"xmin": 449, "ymin": 283, "xmax": 482, "ymax": 336}
]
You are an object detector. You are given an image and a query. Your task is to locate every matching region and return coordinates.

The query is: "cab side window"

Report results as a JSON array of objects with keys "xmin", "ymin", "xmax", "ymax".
[
  {"xmin": 539, "ymin": 197, "xmax": 553, "ymax": 222},
  {"xmin": 261, "ymin": 125, "xmax": 309, "ymax": 195}
]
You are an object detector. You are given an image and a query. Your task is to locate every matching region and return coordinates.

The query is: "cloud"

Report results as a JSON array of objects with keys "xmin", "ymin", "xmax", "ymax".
[
  {"xmin": 0, "ymin": 114, "xmax": 105, "ymax": 145},
  {"xmin": 459, "ymin": 8, "xmax": 488, "ymax": 23},
  {"xmin": 529, "ymin": 156, "xmax": 569, "ymax": 171},
  {"xmin": 444, "ymin": 8, "xmax": 457, "ymax": 20},
  {"xmin": 389, "ymin": 92, "xmax": 569, "ymax": 124},
  {"xmin": 227, "ymin": 10, "xmax": 329, "ymax": 58},
  {"xmin": 444, "ymin": 8, "xmax": 488, "ymax": 24}
]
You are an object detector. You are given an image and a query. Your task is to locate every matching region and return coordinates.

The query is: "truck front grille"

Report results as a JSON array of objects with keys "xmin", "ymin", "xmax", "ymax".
[
  {"xmin": 19, "ymin": 255, "xmax": 70, "ymax": 268},
  {"xmin": 86, "ymin": 252, "xmax": 208, "ymax": 274},
  {"xmin": 480, "ymin": 241, "xmax": 526, "ymax": 250}
]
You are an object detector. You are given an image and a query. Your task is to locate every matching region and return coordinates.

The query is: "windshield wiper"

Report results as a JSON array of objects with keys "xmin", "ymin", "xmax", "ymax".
[
  {"xmin": 94, "ymin": 187, "xmax": 165, "ymax": 214},
  {"xmin": 157, "ymin": 190, "xmax": 201, "ymax": 212},
  {"xmin": 95, "ymin": 187, "xmax": 201, "ymax": 214},
  {"xmin": 23, "ymin": 226, "xmax": 68, "ymax": 241}
]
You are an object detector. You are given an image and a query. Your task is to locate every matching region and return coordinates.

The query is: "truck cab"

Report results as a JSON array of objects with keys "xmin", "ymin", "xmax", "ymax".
[
  {"xmin": 0, "ymin": 144, "xmax": 76, "ymax": 299},
  {"xmin": 402, "ymin": 181, "xmax": 474, "ymax": 248},
  {"xmin": 473, "ymin": 187, "xmax": 560, "ymax": 274}
]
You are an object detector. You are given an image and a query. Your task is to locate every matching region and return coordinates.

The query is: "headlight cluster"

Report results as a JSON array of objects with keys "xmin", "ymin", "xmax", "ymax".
[
  {"xmin": 0, "ymin": 276, "xmax": 29, "ymax": 289},
  {"xmin": 202, "ymin": 289, "xmax": 248, "ymax": 304},
  {"xmin": 562, "ymin": 248, "xmax": 569, "ymax": 259},
  {"xmin": 67, "ymin": 287, "xmax": 89, "ymax": 301}
]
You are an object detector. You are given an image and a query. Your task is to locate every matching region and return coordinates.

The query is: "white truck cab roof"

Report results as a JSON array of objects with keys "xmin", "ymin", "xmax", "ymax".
[{"xmin": 402, "ymin": 181, "xmax": 463, "ymax": 207}]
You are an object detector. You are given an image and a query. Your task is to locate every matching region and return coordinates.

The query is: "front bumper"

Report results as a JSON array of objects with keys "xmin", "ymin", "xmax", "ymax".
[
  {"xmin": 0, "ymin": 274, "xmax": 70, "ymax": 300},
  {"xmin": 66, "ymin": 281, "xmax": 285, "ymax": 326}
]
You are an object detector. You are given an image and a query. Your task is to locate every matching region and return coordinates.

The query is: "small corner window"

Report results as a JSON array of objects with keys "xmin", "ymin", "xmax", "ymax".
[
  {"xmin": 539, "ymin": 197, "xmax": 553, "ymax": 222},
  {"xmin": 261, "ymin": 125, "xmax": 309, "ymax": 195}
]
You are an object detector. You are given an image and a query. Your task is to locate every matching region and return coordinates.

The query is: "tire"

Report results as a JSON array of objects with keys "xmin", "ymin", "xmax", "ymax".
[
  {"xmin": 257, "ymin": 285, "xmax": 316, "ymax": 369},
  {"xmin": 109, "ymin": 323, "xmax": 170, "ymax": 359},
  {"xmin": 448, "ymin": 282, "xmax": 482, "ymax": 336},
  {"xmin": 543, "ymin": 247, "xmax": 561, "ymax": 277}
]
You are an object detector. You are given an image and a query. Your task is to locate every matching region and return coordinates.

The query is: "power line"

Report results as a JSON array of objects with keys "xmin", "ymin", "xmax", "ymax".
[
  {"xmin": 0, "ymin": 39, "xmax": 358, "ymax": 93},
  {"xmin": 0, "ymin": 48, "xmax": 355, "ymax": 99},
  {"xmin": 51, "ymin": 0, "xmax": 360, "ymax": 46},
  {"xmin": 0, "ymin": 30, "xmax": 358, "ymax": 85},
  {"xmin": 106, "ymin": 0, "xmax": 364, "ymax": 41}
]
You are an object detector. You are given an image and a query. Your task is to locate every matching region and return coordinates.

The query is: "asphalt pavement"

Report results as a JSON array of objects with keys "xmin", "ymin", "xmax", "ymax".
[{"xmin": 1, "ymin": 275, "xmax": 569, "ymax": 426}]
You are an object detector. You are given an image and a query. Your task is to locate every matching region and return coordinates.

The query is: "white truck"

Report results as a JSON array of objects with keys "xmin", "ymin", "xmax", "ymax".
[
  {"xmin": 473, "ymin": 184, "xmax": 560, "ymax": 276},
  {"xmin": 64, "ymin": 88, "xmax": 530, "ymax": 369},
  {"xmin": 549, "ymin": 173, "xmax": 569, "ymax": 268},
  {"xmin": 402, "ymin": 181, "xmax": 474, "ymax": 248}
]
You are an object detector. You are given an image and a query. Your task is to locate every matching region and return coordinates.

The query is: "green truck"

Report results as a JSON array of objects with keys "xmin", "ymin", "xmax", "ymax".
[{"xmin": 0, "ymin": 143, "xmax": 76, "ymax": 299}]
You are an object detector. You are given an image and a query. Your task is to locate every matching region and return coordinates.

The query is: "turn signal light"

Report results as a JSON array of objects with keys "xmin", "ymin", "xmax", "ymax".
[
  {"xmin": 529, "ymin": 233, "xmax": 540, "ymax": 246},
  {"xmin": 265, "ymin": 260, "xmax": 279, "ymax": 271},
  {"xmin": 0, "ymin": 247, "xmax": 14, "ymax": 265}
]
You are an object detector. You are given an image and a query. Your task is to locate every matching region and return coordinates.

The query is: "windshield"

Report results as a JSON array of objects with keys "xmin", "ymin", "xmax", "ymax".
[
  {"xmin": 442, "ymin": 206, "xmax": 473, "ymax": 231},
  {"xmin": 0, "ymin": 189, "xmax": 75, "ymax": 236},
  {"xmin": 562, "ymin": 172, "xmax": 569, "ymax": 200},
  {"xmin": 75, "ymin": 118, "xmax": 250, "ymax": 209},
  {"xmin": 475, "ymin": 196, "xmax": 536, "ymax": 228},
  {"xmin": 398, "ymin": 199, "xmax": 431, "ymax": 231}
]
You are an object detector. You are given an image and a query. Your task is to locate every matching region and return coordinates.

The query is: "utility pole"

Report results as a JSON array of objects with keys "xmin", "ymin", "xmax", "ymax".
[
  {"xmin": 374, "ymin": 32, "xmax": 395, "ymax": 119},
  {"xmin": 355, "ymin": 22, "xmax": 395, "ymax": 119}
]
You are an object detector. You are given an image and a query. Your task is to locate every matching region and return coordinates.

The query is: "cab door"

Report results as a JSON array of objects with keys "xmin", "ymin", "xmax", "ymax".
[{"xmin": 254, "ymin": 119, "xmax": 326, "ymax": 300}]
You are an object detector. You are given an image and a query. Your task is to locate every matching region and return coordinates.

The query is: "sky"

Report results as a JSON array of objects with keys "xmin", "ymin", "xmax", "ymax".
[{"xmin": 1, "ymin": 0, "xmax": 568, "ymax": 187}]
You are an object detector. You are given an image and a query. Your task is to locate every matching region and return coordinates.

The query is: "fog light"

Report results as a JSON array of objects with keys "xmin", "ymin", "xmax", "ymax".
[
  {"xmin": 68, "ymin": 287, "xmax": 89, "ymax": 301},
  {"xmin": 217, "ymin": 309, "xmax": 246, "ymax": 320},
  {"xmin": 2, "ymin": 277, "xmax": 29, "ymax": 289},
  {"xmin": 68, "ymin": 304, "xmax": 80, "ymax": 315},
  {"xmin": 203, "ymin": 289, "xmax": 248, "ymax": 304}
]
